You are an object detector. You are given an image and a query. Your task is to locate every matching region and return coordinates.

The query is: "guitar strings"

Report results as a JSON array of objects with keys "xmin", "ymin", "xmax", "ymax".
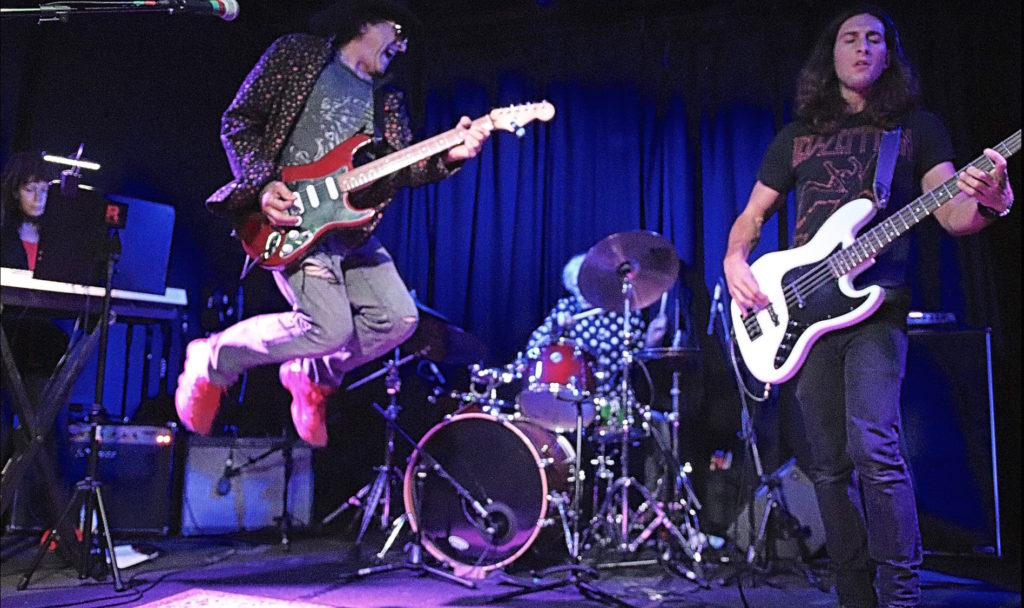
[{"xmin": 778, "ymin": 131, "xmax": 1020, "ymax": 314}]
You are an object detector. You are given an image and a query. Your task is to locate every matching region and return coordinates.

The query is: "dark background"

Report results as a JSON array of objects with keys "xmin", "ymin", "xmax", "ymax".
[{"xmin": 2, "ymin": 0, "xmax": 1019, "ymax": 554}]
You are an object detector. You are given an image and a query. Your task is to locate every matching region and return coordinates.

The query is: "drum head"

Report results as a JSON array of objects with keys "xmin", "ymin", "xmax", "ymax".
[{"xmin": 404, "ymin": 414, "xmax": 550, "ymax": 572}]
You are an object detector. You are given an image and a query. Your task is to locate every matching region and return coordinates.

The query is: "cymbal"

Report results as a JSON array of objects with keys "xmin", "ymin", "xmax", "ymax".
[
  {"xmin": 636, "ymin": 346, "xmax": 701, "ymax": 372},
  {"xmin": 636, "ymin": 346, "xmax": 701, "ymax": 362},
  {"xmin": 403, "ymin": 300, "xmax": 487, "ymax": 365},
  {"xmin": 577, "ymin": 230, "xmax": 680, "ymax": 311}
]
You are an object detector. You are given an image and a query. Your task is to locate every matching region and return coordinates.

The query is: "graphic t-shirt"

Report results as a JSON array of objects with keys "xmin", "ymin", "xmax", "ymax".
[
  {"xmin": 757, "ymin": 108, "xmax": 954, "ymax": 289},
  {"xmin": 282, "ymin": 58, "xmax": 374, "ymax": 166}
]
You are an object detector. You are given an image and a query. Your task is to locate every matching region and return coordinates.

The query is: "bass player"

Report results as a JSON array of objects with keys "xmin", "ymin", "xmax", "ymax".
[{"xmin": 722, "ymin": 6, "xmax": 1012, "ymax": 608}]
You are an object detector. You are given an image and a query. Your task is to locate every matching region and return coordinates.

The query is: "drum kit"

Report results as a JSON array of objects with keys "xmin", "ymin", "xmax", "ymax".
[{"xmin": 340, "ymin": 231, "xmax": 708, "ymax": 590}]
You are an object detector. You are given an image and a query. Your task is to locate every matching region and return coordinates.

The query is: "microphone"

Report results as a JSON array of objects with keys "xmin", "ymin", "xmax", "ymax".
[
  {"xmin": 215, "ymin": 451, "xmax": 234, "ymax": 496},
  {"xmin": 156, "ymin": 0, "xmax": 239, "ymax": 21},
  {"xmin": 706, "ymin": 282, "xmax": 722, "ymax": 335}
]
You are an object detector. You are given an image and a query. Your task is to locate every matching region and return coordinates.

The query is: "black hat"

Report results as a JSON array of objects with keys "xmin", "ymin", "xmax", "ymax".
[{"xmin": 308, "ymin": 0, "xmax": 424, "ymax": 45}]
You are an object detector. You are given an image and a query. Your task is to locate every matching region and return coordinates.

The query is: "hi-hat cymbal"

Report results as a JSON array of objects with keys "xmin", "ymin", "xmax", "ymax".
[
  {"xmin": 402, "ymin": 300, "xmax": 487, "ymax": 365},
  {"xmin": 577, "ymin": 231, "xmax": 680, "ymax": 311}
]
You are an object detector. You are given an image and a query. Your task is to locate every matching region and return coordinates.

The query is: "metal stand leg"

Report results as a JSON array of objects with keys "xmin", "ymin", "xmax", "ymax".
[{"xmin": 18, "ymin": 428, "xmax": 125, "ymax": 592}]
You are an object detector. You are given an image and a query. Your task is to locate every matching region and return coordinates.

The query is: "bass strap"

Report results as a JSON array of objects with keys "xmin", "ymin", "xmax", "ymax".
[{"xmin": 873, "ymin": 126, "xmax": 902, "ymax": 209}]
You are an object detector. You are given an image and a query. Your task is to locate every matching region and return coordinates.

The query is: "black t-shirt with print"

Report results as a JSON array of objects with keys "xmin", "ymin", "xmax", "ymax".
[{"xmin": 757, "ymin": 108, "xmax": 954, "ymax": 290}]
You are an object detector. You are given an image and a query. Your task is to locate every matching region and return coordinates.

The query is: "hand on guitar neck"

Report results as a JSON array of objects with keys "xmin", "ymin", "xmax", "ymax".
[{"xmin": 444, "ymin": 115, "xmax": 492, "ymax": 165}]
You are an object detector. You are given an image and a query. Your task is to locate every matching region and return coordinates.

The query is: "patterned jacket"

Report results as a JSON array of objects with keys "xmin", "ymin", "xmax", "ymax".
[{"xmin": 206, "ymin": 33, "xmax": 455, "ymax": 220}]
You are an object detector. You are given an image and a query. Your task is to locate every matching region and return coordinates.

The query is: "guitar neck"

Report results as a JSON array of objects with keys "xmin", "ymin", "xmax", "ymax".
[
  {"xmin": 336, "ymin": 116, "xmax": 490, "ymax": 192},
  {"xmin": 830, "ymin": 129, "xmax": 1021, "ymax": 275}
]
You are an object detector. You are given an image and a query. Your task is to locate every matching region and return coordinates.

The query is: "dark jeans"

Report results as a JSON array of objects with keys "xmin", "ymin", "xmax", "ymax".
[{"xmin": 795, "ymin": 313, "xmax": 921, "ymax": 608}]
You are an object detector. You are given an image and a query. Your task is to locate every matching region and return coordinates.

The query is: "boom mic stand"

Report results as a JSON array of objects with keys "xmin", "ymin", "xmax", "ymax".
[
  {"xmin": 19, "ymin": 219, "xmax": 126, "ymax": 592},
  {"xmin": 710, "ymin": 278, "xmax": 818, "ymax": 589},
  {"xmin": 214, "ymin": 432, "xmax": 298, "ymax": 549}
]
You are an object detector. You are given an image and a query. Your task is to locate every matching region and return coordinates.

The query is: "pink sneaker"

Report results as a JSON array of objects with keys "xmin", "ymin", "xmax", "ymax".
[
  {"xmin": 279, "ymin": 360, "xmax": 332, "ymax": 447},
  {"xmin": 175, "ymin": 339, "xmax": 225, "ymax": 435}
]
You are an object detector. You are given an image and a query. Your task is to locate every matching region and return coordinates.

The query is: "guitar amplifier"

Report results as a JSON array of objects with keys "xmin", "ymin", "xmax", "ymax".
[
  {"xmin": 181, "ymin": 436, "xmax": 313, "ymax": 536},
  {"xmin": 7, "ymin": 423, "xmax": 177, "ymax": 536},
  {"xmin": 902, "ymin": 328, "xmax": 1001, "ymax": 556}
]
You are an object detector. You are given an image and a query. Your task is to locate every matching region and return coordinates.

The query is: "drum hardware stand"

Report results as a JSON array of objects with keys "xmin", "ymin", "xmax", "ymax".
[
  {"xmin": 19, "ymin": 219, "xmax": 126, "ymax": 592},
  {"xmin": 489, "ymin": 399, "xmax": 638, "ymax": 608},
  {"xmin": 321, "ymin": 348, "xmax": 422, "ymax": 545},
  {"xmin": 338, "ymin": 401, "xmax": 478, "ymax": 589},
  {"xmin": 581, "ymin": 271, "xmax": 648, "ymax": 554}
]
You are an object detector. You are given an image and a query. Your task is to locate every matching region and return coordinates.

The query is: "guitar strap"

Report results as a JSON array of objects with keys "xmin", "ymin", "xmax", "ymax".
[{"xmin": 873, "ymin": 126, "xmax": 902, "ymax": 209}]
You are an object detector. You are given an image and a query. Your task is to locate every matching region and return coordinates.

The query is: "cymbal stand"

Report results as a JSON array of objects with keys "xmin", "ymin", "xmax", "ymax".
[
  {"xmin": 586, "ymin": 273, "xmax": 707, "ymax": 586},
  {"xmin": 18, "ymin": 226, "xmax": 125, "ymax": 592},
  {"xmin": 489, "ymin": 399, "xmax": 638, "ymax": 608},
  {"xmin": 338, "ymin": 400, "xmax": 477, "ymax": 589},
  {"xmin": 321, "ymin": 348, "xmax": 419, "ymax": 546}
]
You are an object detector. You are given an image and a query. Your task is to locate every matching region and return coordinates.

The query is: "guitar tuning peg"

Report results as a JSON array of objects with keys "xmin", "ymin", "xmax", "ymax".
[{"xmin": 510, "ymin": 121, "xmax": 525, "ymax": 138}]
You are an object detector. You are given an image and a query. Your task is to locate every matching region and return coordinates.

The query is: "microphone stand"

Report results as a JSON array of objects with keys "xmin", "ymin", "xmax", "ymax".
[
  {"xmin": 709, "ymin": 279, "xmax": 820, "ymax": 590},
  {"xmin": 215, "ymin": 433, "xmax": 297, "ymax": 549}
]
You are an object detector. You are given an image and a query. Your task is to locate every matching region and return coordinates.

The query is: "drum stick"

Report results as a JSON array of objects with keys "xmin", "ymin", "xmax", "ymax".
[
  {"xmin": 571, "ymin": 307, "xmax": 604, "ymax": 321},
  {"xmin": 659, "ymin": 292, "xmax": 668, "ymax": 316}
]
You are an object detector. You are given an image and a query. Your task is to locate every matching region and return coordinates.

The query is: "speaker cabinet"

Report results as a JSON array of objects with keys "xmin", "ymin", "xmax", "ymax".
[
  {"xmin": 181, "ymin": 436, "xmax": 313, "ymax": 536},
  {"xmin": 902, "ymin": 328, "xmax": 1001, "ymax": 556},
  {"xmin": 731, "ymin": 458, "xmax": 826, "ymax": 559},
  {"xmin": 7, "ymin": 424, "xmax": 177, "ymax": 535}
]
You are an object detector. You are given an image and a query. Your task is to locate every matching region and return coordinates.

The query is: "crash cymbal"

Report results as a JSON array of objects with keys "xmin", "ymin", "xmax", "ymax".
[
  {"xmin": 577, "ymin": 230, "xmax": 680, "ymax": 311},
  {"xmin": 403, "ymin": 300, "xmax": 487, "ymax": 365}
]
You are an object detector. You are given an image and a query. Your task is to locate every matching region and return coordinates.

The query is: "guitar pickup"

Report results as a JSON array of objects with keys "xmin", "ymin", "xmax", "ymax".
[{"xmin": 767, "ymin": 304, "xmax": 779, "ymax": 326}]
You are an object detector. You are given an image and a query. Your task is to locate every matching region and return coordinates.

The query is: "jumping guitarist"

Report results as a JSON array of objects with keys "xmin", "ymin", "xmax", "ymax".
[
  {"xmin": 175, "ymin": 1, "xmax": 491, "ymax": 448},
  {"xmin": 722, "ymin": 7, "xmax": 1013, "ymax": 608}
]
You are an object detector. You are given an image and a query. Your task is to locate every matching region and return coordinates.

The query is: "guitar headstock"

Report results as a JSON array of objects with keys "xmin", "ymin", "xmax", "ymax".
[{"xmin": 488, "ymin": 101, "xmax": 556, "ymax": 135}]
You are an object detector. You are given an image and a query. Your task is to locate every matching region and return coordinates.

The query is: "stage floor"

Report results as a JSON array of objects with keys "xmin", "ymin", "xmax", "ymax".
[{"xmin": 1, "ymin": 527, "xmax": 1019, "ymax": 608}]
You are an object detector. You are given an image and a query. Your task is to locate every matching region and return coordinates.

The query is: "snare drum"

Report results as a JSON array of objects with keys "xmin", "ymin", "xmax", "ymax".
[
  {"xmin": 403, "ymin": 412, "xmax": 574, "ymax": 577},
  {"xmin": 517, "ymin": 339, "xmax": 596, "ymax": 432}
]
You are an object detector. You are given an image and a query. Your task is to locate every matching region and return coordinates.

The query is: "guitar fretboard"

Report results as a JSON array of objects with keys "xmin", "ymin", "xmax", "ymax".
[
  {"xmin": 779, "ymin": 129, "xmax": 1021, "ymax": 310},
  {"xmin": 828, "ymin": 129, "xmax": 1021, "ymax": 276}
]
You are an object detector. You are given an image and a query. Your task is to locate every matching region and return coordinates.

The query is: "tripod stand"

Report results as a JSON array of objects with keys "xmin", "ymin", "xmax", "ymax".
[
  {"xmin": 338, "ymin": 399, "xmax": 478, "ymax": 589},
  {"xmin": 488, "ymin": 399, "xmax": 637, "ymax": 608},
  {"xmin": 320, "ymin": 348, "xmax": 419, "ymax": 547},
  {"xmin": 710, "ymin": 277, "xmax": 819, "ymax": 588},
  {"xmin": 19, "ymin": 222, "xmax": 126, "ymax": 592}
]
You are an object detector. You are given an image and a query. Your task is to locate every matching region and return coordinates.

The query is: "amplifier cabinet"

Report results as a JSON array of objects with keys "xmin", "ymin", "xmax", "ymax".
[
  {"xmin": 7, "ymin": 423, "xmax": 177, "ymax": 535},
  {"xmin": 181, "ymin": 436, "xmax": 313, "ymax": 536},
  {"xmin": 902, "ymin": 328, "xmax": 1001, "ymax": 556}
]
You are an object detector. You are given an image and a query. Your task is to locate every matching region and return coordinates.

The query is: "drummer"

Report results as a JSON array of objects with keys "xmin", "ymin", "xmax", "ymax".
[{"xmin": 525, "ymin": 252, "xmax": 667, "ymax": 395}]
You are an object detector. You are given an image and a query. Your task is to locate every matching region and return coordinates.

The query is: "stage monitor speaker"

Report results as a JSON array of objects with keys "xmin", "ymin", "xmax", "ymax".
[
  {"xmin": 7, "ymin": 423, "xmax": 177, "ymax": 535},
  {"xmin": 731, "ymin": 458, "xmax": 826, "ymax": 560},
  {"xmin": 181, "ymin": 436, "xmax": 313, "ymax": 536},
  {"xmin": 902, "ymin": 328, "xmax": 1001, "ymax": 556}
]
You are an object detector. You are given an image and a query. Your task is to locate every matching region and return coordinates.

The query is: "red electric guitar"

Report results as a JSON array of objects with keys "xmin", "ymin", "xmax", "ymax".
[{"xmin": 237, "ymin": 101, "xmax": 556, "ymax": 270}]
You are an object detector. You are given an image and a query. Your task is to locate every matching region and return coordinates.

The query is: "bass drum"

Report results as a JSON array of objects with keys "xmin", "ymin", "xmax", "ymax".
[{"xmin": 403, "ymin": 412, "xmax": 574, "ymax": 578}]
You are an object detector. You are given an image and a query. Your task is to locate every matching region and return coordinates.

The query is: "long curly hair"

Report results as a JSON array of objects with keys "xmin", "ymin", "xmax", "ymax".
[
  {"xmin": 794, "ymin": 4, "xmax": 920, "ymax": 134},
  {"xmin": 0, "ymin": 151, "xmax": 55, "ymax": 228}
]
